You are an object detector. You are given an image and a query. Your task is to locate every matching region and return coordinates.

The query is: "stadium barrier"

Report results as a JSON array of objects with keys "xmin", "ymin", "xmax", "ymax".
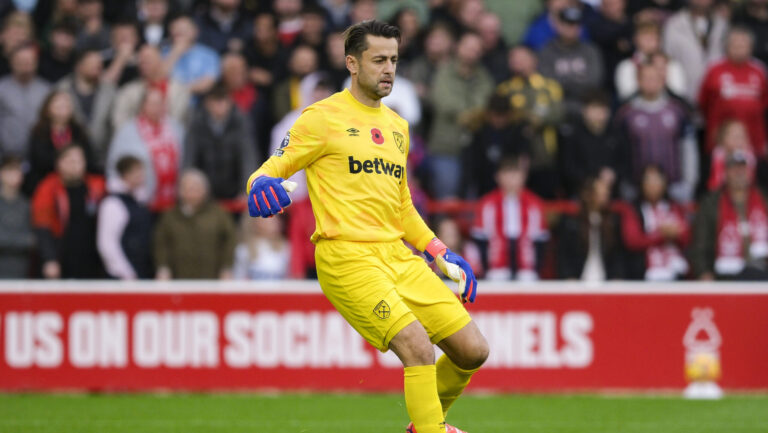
[{"xmin": 1, "ymin": 281, "xmax": 766, "ymax": 392}]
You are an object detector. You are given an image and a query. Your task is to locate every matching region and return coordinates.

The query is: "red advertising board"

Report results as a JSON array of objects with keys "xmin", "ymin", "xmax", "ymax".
[{"xmin": 1, "ymin": 281, "xmax": 766, "ymax": 392}]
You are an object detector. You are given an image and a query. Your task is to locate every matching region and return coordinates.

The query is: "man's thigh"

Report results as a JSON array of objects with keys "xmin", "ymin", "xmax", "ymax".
[
  {"xmin": 394, "ymin": 250, "xmax": 472, "ymax": 346},
  {"xmin": 315, "ymin": 240, "xmax": 416, "ymax": 352}
]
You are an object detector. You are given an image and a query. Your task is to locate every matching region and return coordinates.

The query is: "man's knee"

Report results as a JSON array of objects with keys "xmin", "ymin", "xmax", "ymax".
[
  {"xmin": 389, "ymin": 321, "xmax": 435, "ymax": 366},
  {"xmin": 453, "ymin": 334, "xmax": 490, "ymax": 370}
]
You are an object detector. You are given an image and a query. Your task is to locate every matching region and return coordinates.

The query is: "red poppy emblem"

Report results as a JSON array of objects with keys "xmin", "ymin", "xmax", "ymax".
[{"xmin": 371, "ymin": 128, "xmax": 384, "ymax": 144}]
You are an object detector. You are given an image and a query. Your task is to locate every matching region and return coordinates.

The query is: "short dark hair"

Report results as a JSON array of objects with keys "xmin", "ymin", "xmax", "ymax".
[
  {"xmin": 497, "ymin": 155, "xmax": 526, "ymax": 172},
  {"xmin": 116, "ymin": 155, "xmax": 143, "ymax": 177},
  {"xmin": 205, "ymin": 80, "xmax": 230, "ymax": 101},
  {"xmin": 343, "ymin": 20, "xmax": 400, "ymax": 57},
  {"xmin": 0, "ymin": 154, "xmax": 22, "ymax": 170},
  {"xmin": 582, "ymin": 89, "xmax": 610, "ymax": 107}
]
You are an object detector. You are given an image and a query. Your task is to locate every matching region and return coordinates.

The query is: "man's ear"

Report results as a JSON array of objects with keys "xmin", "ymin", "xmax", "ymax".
[{"xmin": 345, "ymin": 54, "xmax": 358, "ymax": 75}]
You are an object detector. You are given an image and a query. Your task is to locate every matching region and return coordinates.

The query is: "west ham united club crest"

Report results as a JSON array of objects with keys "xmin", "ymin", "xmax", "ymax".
[
  {"xmin": 373, "ymin": 300, "xmax": 391, "ymax": 320},
  {"xmin": 393, "ymin": 132, "xmax": 405, "ymax": 154}
]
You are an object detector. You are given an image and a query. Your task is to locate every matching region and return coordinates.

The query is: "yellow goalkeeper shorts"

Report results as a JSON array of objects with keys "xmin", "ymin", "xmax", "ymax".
[{"xmin": 315, "ymin": 239, "xmax": 472, "ymax": 352}]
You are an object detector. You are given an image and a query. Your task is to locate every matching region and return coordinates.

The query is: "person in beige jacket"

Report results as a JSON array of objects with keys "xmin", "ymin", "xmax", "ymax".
[{"xmin": 111, "ymin": 44, "xmax": 190, "ymax": 132}]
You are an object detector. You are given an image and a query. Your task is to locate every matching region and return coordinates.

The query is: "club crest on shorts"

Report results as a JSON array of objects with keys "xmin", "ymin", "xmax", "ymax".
[
  {"xmin": 393, "ymin": 132, "xmax": 405, "ymax": 154},
  {"xmin": 373, "ymin": 300, "xmax": 391, "ymax": 319},
  {"xmin": 274, "ymin": 132, "xmax": 290, "ymax": 156}
]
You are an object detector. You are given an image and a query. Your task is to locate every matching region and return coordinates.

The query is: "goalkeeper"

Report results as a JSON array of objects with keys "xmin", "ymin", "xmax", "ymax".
[{"xmin": 246, "ymin": 20, "xmax": 488, "ymax": 433}]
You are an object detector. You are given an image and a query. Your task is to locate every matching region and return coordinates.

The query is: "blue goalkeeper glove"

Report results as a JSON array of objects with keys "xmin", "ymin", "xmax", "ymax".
[
  {"xmin": 424, "ymin": 238, "xmax": 478, "ymax": 303},
  {"xmin": 247, "ymin": 176, "xmax": 295, "ymax": 218}
]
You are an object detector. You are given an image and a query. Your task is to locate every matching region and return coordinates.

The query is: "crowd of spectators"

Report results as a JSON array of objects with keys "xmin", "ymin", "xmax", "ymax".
[{"xmin": 0, "ymin": 0, "xmax": 767, "ymax": 282}]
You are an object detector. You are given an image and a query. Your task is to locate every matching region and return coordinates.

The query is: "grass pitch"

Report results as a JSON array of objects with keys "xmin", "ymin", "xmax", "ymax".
[{"xmin": 1, "ymin": 393, "xmax": 766, "ymax": 433}]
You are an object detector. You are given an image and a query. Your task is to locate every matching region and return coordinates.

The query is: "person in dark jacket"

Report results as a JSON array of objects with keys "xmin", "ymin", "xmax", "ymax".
[
  {"xmin": 557, "ymin": 176, "xmax": 626, "ymax": 280},
  {"xmin": 195, "ymin": 0, "xmax": 252, "ymax": 53},
  {"xmin": 621, "ymin": 165, "xmax": 691, "ymax": 281},
  {"xmin": 559, "ymin": 91, "xmax": 624, "ymax": 198},
  {"xmin": 183, "ymin": 81, "xmax": 257, "ymax": 213},
  {"xmin": 0, "ymin": 156, "xmax": 34, "ymax": 278},
  {"xmin": 464, "ymin": 94, "xmax": 530, "ymax": 198},
  {"xmin": 97, "ymin": 156, "xmax": 153, "ymax": 279},
  {"xmin": 31, "ymin": 145, "xmax": 105, "ymax": 279},
  {"xmin": 690, "ymin": 151, "xmax": 768, "ymax": 280},
  {"xmin": 25, "ymin": 89, "xmax": 94, "ymax": 196}
]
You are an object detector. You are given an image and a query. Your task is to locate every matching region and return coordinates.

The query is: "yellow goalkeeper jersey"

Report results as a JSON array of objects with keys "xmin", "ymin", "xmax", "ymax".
[{"xmin": 248, "ymin": 88, "xmax": 435, "ymax": 251}]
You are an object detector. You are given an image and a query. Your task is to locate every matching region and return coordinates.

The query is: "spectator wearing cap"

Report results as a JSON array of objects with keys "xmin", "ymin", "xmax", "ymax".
[
  {"xmin": 614, "ymin": 21, "xmax": 687, "ymax": 101},
  {"xmin": 707, "ymin": 120, "xmax": 758, "ymax": 191},
  {"xmin": 97, "ymin": 156, "xmax": 153, "ymax": 280},
  {"xmin": 471, "ymin": 157, "xmax": 549, "ymax": 281},
  {"xmin": 559, "ymin": 91, "xmax": 624, "ymax": 199},
  {"xmin": 428, "ymin": 32, "xmax": 494, "ymax": 199},
  {"xmin": 0, "ymin": 156, "xmax": 34, "ymax": 278},
  {"xmin": 699, "ymin": 27, "xmax": 768, "ymax": 159},
  {"xmin": 662, "ymin": 0, "xmax": 728, "ymax": 104},
  {"xmin": 162, "ymin": 15, "xmax": 221, "ymax": 98},
  {"xmin": 0, "ymin": 42, "xmax": 51, "ymax": 157},
  {"xmin": 184, "ymin": 81, "xmax": 256, "ymax": 212},
  {"xmin": 464, "ymin": 94, "xmax": 530, "ymax": 198},
  {"xmin": 76, "ymin": 0, "xmax": 111, "ymax": 52},
  {"xmin": 57, "ymin": 48, "xmax": 128, "ymax": 167},
  {"xmin": 523, "ymin": 0, "xmax": 589, "ymax": 51},
  {"xmin": 496, "ymin": 44, "xmax": 563, "ymax": 199},
  {"xmin": 153, "ymin": 169, "xmax": 237, "ymax": 280},
  {"xmin": 31, "ymin": 145, "xmax": 106, "ymax": 279},
  {"xmin": 614, "ymin": 63, "xmax": 698, "ymax": 203},
  {"xmin": 111, "ymin": 44, "xmax": 191, "ymax": 132},
  {"xmin": 621, "ymin": 165, "xmax": 691, "ymax": 281},
  {"xmin": 690, "ymin": 150, "xmax": 768, "ymax": 280},
  {"xmin": 538, "ymin": 6, "xmax": 604, "ymax": 116},
  {"xmin": 195, "ymin": 0, "xmax": 252, "ymax": 54},
  {"xmin": 39, "ymin": 18, "xmax": 78, "ymax": 83}
]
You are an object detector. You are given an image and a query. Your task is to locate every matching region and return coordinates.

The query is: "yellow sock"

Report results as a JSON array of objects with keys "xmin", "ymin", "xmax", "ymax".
[
  {"xmin": 404, "ymin": 365, "xmax": 445, "ymax": 433},
  {"xmin": 436, "ymin": 354, "xmax": 479, "ymax": 419}
]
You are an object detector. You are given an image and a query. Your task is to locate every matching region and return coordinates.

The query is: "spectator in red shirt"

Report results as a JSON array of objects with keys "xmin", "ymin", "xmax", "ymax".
[
  {"xmin": 471, "ymin": 157, "xmax": 549, "ymax": 281},
  {"xmin": 699, "ymin": 26, "xmax": 768, "ymax": 158}
]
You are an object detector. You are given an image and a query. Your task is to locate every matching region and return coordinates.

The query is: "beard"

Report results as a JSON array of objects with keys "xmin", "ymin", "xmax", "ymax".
[{"xmin": 358, "ymin": 67, "xmax": 393, "ymax": 100}]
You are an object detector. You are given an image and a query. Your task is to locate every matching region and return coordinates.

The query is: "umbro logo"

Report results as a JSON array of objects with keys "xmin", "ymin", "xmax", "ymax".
[{"xmin": 347, "ymin": 128, "xmax": 360, "ymax": 136}]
